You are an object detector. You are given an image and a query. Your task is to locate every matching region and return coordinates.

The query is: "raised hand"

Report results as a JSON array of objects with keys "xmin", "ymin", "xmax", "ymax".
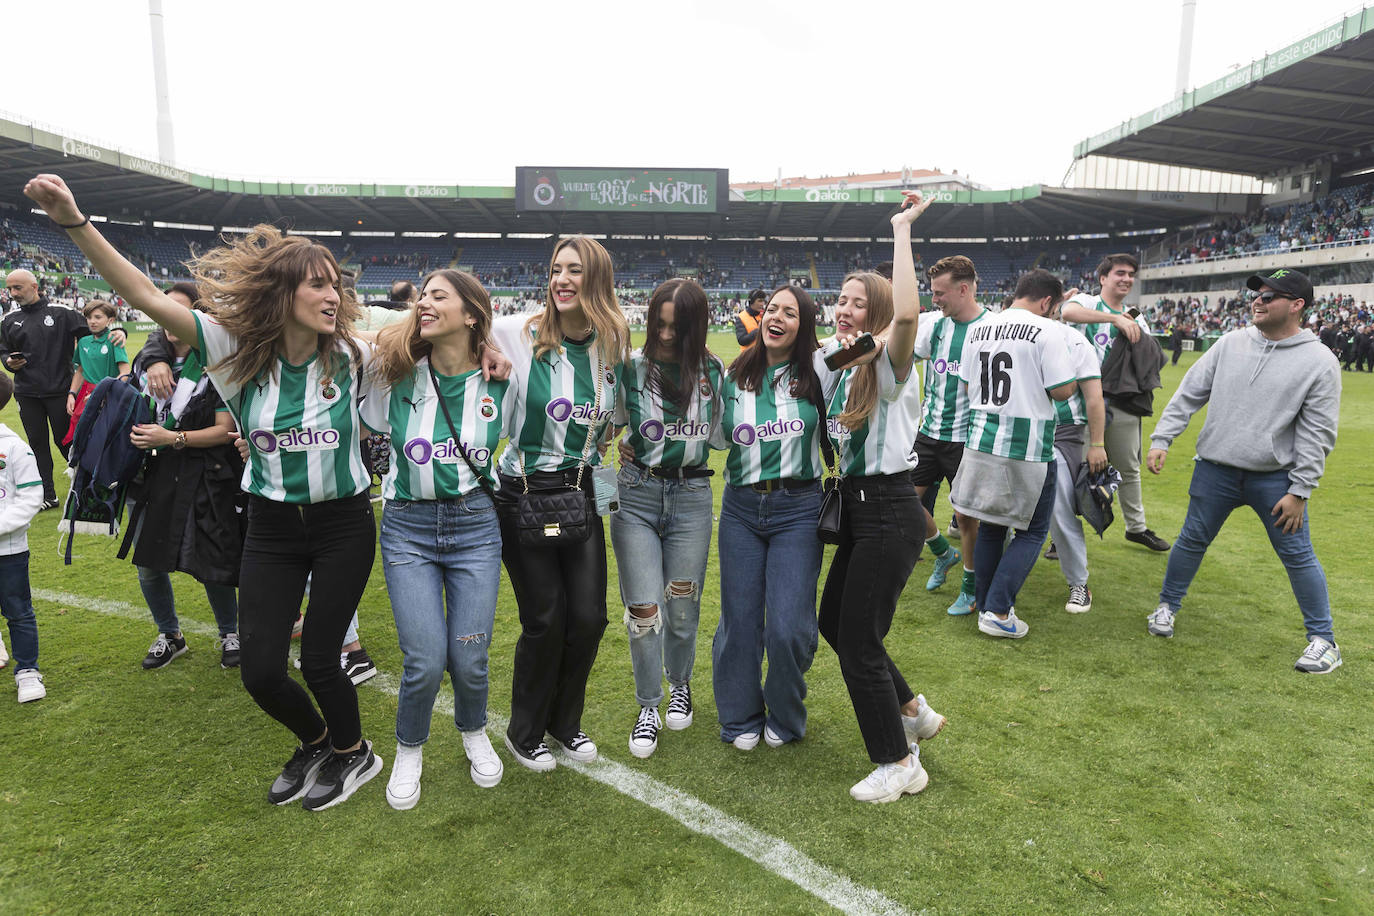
[
  {"xmin": 22, "ymin": 174, "xmax": 83, "ymax": 225},
  {"xmin": 891, "ymin": 190, "xmax": 935, "ymax": 229}
]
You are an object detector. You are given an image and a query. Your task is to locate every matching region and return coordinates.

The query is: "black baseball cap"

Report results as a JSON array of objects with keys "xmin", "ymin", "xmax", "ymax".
[{"xmin": 1246, "ymin": 268, "xmax": 1313, "ymax": 306}]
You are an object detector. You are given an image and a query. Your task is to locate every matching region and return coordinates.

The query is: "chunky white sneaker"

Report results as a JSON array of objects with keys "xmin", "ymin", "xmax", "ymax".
[
  {"xmin": 732, "ymin": 731, "xmax": 760, "ymax": 751},
  {"xmin": 386, "ymin": 743, "xmax": 423, "ymax": 810},
  {"xmin": 1147, "ymin": 604, "xmax": 1175, "ymax": 638},
  {"xmin": 462, "ymin": 729, "xmax": 503, "ymax": 787},
  {"xmin": 978, "ymin": 610, "xmax": 1029, "ymax": 639},
  {"xmin": 850, "ymin": 744, "xmax": 929, "ymax": 803},
  {"xmin": 665, "ymin": 683, "xmax": 693, "ymax": 730},
  {"xmin": 763, "ymin": 724, "xmax": 786, "ymax": 748},
  {"xmin": 903, "ymin": 694, "xmax": 946, "ymax": 744},
  {"xmin": 629, "ymin": 706, "xmax": 661, "ymax": 759},
  {"xmin": 1065, "ymin": 585, "xmax": 1092, "ymax": 614},
  {"xmin": 14, "ymin": 668, "xmax": 44, "ymax": 703},
  {"xmin": 1294, "ymin": 636, "xmax": 1342, "ymax": 674}
]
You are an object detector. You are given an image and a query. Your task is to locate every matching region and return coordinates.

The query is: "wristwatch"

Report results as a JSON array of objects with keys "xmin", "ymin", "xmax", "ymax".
[{"xmin": 172, "ymin": 431, "xmax": 187, "ymax": 450}]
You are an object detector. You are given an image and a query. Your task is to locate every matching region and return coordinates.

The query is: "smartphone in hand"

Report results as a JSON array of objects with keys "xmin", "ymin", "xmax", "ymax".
[{"xmin": 823, "ymin": 333, "xmax": 876, "ymax": 371}]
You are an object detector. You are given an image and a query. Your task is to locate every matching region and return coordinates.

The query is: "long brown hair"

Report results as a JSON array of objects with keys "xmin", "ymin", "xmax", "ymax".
[
  {"xmin": 188, "ymin": 225, "xmax": 361, "ymax": 385},
  {"xmin": 644, "ymin": 278, "xmax": 712, "ymax": 415},
  {"xmin": 526, "ymin": 236, "xmax": 630, "ymax": 368},
  {"xmin": 727, "ymin": 283, "xmax": 821, "ymax": 402},
  {"xmin": 835, "ymin": 272, "xmax": 894, "ymax": 431},
  {"xmin": 372, "ymin": 269, "xmax": 493, "ymax": 387}
]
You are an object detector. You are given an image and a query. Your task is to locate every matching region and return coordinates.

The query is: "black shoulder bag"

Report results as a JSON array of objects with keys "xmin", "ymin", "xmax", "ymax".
[{"xmin": 808, "ymin": 380, "xmax": 842, "ymax": 545}]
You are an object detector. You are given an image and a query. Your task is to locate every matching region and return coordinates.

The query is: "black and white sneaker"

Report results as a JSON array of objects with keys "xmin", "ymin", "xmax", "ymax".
[
  {"xmin": 40, "ymin": 499, "xmax": 59, "ymax": 512},
  {"xmin": 629, "ymin": 706, "xmax": 661, "ymax": 759},
  {"xmin": 552, "ymin": 731, "xmax": 598, "ymax": 762},
  {"xmin": 665, "ymin": 682, "xmax": 693, "ymax": 730},
  {"xmin": 503, "ymin": 733, "xmax": 556, "ymax": 772},
  {"xmin": 268, "ymin": 740, "xmax": 332, "ymax": 805},
  {"xmin": 142, "ymin": 633, "xmax": 187, "ymax": 670},
  {"xmin": 302, "ymin": 740, "xmax": 383, "ymax": 812},
  {"xmin": 218, "ymin": 632, "xmax": 241, "ymax": 668},
  {"xmin": 340, "ymin": 648, "xmax": 377, "ymax": 685},
  {"xmin": 1065, "ymin": 585, "xmax": 1092, "ymax": 614}
]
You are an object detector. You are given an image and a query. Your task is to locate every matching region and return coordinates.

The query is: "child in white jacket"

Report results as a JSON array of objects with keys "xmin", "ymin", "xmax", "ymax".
[{"xmin": 0, "ymin": 374, "xmax": 47, "ymax": 702}]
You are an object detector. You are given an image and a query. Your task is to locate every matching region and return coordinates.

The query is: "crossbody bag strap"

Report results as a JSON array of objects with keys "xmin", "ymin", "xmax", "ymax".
[
  {"xmin": 518, "ymin": 343, "xmax": 604, "ymax": 492},
  {"xmin": 806, "ymin": 377, "xmax": 838, "ymax": 480},
  {"xmin": 426, "ymin": 363, "xmax": 496, "ymax": 499}
]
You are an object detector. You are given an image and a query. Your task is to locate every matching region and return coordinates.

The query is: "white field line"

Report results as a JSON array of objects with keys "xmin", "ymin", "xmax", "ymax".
[{"xmin": 36, "ymin": 588, "xmax": 913, "ymax": 916}]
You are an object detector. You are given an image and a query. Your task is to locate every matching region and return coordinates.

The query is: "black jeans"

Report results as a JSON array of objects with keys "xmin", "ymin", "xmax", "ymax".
[
  {"xmin": 238, "ymin": 492, "xmax": 376, "ymax": 750},
  {"xmin": 818, "ymin": 473, "xmax": 923, "ymax": 764},
  {"xmin": 16, "ymin": 394, "xmax": 68, "ymax": 501},
  {"xmin": 496, "ymin": 471, "xmax": 608, "ymax": 750}
]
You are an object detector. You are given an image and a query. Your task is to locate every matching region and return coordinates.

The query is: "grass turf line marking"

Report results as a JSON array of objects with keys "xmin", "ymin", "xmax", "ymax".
[{"xmin": 38, "ymin": 587, "xmax": 912, "ymax": 916}]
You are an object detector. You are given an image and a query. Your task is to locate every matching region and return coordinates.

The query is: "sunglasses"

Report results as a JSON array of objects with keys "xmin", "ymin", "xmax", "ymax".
[{"xmin": 1251, "ymin": 291, "xmax": 1295, "ymax": 303}]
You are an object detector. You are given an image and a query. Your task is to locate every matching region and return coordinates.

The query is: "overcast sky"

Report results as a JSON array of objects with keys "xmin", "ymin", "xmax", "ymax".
[{"xmin": 4, "ymin": 0, "xmax": 1363, "ymax": 190}]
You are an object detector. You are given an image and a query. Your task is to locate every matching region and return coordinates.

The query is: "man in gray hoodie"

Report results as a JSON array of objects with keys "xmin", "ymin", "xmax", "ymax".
[{"xmin": 1143, "ymin": 268, "xmax": 1342, "ymax": 673}]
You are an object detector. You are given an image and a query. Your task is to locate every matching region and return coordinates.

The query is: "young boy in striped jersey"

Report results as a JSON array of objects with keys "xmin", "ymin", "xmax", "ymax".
[{"xmin": 949, "ymin": 270, "xmax": 1078, "ymax": 639}]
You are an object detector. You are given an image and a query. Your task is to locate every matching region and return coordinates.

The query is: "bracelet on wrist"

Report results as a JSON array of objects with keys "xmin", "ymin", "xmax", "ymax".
[
  {"xmin": 1091, "ymin": 442, "xmax": 1105, "ymax": 447},
  {"xmin": 68, "ymin": 391, "xmax": 78, "ymax": 397},
  {"xmin": 55, "ymin": 215, "xmax": 90, "ymax": 230}
]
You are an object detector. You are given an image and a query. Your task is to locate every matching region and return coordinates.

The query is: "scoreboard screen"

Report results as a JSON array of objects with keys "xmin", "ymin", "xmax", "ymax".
[{"xmin": 515, "ymin": 167, "xmax": 728, "ymax": 214}]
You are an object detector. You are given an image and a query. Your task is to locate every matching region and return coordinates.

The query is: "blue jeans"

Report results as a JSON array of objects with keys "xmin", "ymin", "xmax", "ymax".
[
  {"xmin": 609, "ymin": 465, "xmax": 714, "ymax": 708},
  {"xmin": 974, "ymin": 459, "xmax": 1056, "ymax": 615},
  {"xmin": 0, "ymin": 551, "xmax": 38, "ymax": 671},
  {"xmin": 137, "ymin": 567, "xmax": 238, "ymax": 637},
  {"xmin": 713, "ymin": 482, "xmax": 822, "ymax": 743},
  {"xmin": 1160, "ymin": 459, "xmax": 1333, "ymax": 641},
  {"xmin": 381, "ymin": 492, "xmax": 502, "ymax": 745}
]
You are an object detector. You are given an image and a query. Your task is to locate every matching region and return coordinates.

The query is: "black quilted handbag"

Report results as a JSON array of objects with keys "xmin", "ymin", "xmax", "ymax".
[{"xmin": 515, "ymin": 485, "xmax": 590, "ymax": 546}]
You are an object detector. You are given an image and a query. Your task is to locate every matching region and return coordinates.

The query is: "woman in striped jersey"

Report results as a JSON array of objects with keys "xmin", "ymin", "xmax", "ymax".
[
  {"xmin": 489, "ymin": 237, "xmax": 630, "ymax": 772},
  {"xmin": 710, "ymin": 283, "xmax": 826, "ymax": 751},
  {"xmin": 611, "ymin": 278, "xmax": 724, "ymax": 758},
  {"xmin": 818, "ymin": 193, "xmax": 946, "ymax": 804},
  {"xmin": 364, "ymin": 270, "xmax": 515, "ymax": 807},
  {"xmin": 25, "ymin": 175, "xmax": 383, "ymax": 812}
]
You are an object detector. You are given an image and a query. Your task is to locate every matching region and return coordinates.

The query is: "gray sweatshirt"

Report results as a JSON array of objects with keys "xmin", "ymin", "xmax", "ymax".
[{"xmin": 1149, "ymin": 326, "xmax": 1340, "ymax": 498}]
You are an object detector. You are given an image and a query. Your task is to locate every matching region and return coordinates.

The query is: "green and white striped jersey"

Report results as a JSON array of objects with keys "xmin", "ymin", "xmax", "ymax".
[
  {"xmin": 914, "ymin": 308, "xmax": 990, "ymax": 443},
  {"xmin": 194, "ymin": 313, "xmax": 371, "ymax": 504},
  {"xmin": 825, "ymin": 346, "xmax": 921, "ymax": 477},
  {"xmin": 712, "ymin": 362, "xmax": 823, "ymax": 486},
  {"xmin": 360, "ymin": 358, "xmax": 515, "ymax": 500},
  {"xmin": 614, "ymin": 350, "xmax": 724, "ymax": 469},
  {"xmin": 957, "ymin": 309, "xmax": 1076, "ymax": 463},
  {"xmin": 490, "ymin": 314, "xmax": 617, "ymax": 476},
  {"xmin": 1071, "ymin": 294, "xmax": 1150, "ymax": 364},
  {"xmin": 1053, "ymin": 322, "xmax": 1102, "ymax": 427}
]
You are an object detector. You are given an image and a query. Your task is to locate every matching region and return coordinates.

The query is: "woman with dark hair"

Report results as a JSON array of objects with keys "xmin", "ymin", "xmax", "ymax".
[
  {"xmin": 710, "ymin": 283, "xmax": 826, "ymax": 751},
  {"xmin": 489, "ymin": 236, "xmax": 630, "ymax": 772},
  {"xmin": 818, "ymin": 193, "xmax": 947, "ymax": 804},
  {"xmin": 26, "ymin": 174, "xmax": 383, "ymax": 812},
  {"xmin": 611, "ymin": 278, "xmax": 723, "ymax": 758},
  {"xmin": 365, "ymin": 269, "xmax": 514, "ymax": 807}
]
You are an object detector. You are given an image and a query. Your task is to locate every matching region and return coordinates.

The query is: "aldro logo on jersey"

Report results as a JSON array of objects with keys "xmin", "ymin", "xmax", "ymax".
[
  {"xmin": 403, "ymin": 437, "xmax": 491, "ymax": 466},
  {"xmin": 250, "ymin": 428, "xmax": 341, "ymax": 454},
  {"xmin": 731, "ymin": 417, "xmax": 805, "ymax": 447},
  {"xmin": 638, "ymin": 418, "xmax": 712, "ymax": 443},
  {"xmin": 930, "ymin": 357, "xmax": 960, "ymax": 376},
  {"xmin": 825, "ymin": 416, "xmax": 850, "ymax": 441},
  {"xmin": 546, "ymin": 398, "xmax": 613, "ymax": 425}
]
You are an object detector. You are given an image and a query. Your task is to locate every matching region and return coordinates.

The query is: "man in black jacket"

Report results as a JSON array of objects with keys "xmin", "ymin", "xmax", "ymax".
[{"xmin": 1, "ymin": 269, "xmax": 125, "ymax": 508}]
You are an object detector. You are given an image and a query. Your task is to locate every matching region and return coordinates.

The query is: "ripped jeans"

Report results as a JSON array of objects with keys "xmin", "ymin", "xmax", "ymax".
[
  {"xmin": 381, "ymin": 492, "xmax": 502, "ymax": 745},
  {"xmin": 609, "ymin": 463, "xmax": 714, "ymax": 708}
]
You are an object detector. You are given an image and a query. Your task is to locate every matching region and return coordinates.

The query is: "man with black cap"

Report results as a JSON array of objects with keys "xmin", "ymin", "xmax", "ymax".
[
  {"xmin": 1144, "ymin": 268, "xmax": 1343, "ymax": 674},
  {"xmin": 734, "ymin": 289, "xmax": 767, "ymax": 347}
]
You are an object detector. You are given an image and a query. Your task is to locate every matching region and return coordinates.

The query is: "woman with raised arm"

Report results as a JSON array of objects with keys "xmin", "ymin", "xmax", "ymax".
[
  {"xmin": 818, "ymin": 192, "xmax": 947, "ymax": 804},
  {"xmin": 710, "ymin": 283, "xmax": 826, "ymax": 752},
  {"xmin": 611, "ymin": 278, "xmax": 723, "ymax": 758},
  {"xmin": 364, "ymin": 269, "xmax": 515, "ymax": 807},
  {"xmin": 25, "ymin": 174, "xmax": 383, "ymax": 812},
  {"xmin": 488, "ymin": 237, "xmax": 630, "ymax": 772}
]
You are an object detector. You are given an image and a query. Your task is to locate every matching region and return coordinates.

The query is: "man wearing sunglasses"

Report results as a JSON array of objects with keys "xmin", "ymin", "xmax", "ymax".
[{"xmin": 1143, "ymin": 268, "xmax": 1343, "ymax": 674}]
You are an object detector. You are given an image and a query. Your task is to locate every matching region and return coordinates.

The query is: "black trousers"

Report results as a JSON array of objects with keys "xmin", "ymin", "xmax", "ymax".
[
  {"xmin": 818, "ymin": 473, "xmax": 923, "ymax": 764},
  {"xmin": 496, "ymin": 472, "xmax": 608, "ymax": 750},
  {"xmin": 238, "ymin": 492, "xmax": 376, "ymax": 750},
  {"xmin": 16, "ymin": 394, "xmax": 68, "ymax": 501}
]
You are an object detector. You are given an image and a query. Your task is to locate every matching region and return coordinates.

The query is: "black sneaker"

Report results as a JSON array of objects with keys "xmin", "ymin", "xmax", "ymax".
[
  {"xmin": 1125, "ymin": 528, "xmax": 1171, "ymax": 552},
  {"xmin": 1044, "ymin": 540, "xmax": 1058, "ymax": 561},
  {"xmin": 665, "ymin": 682, "xmax": 693, "ymax": 730},
  {"xmin": 268, "ymin": 740, "xmax": 331, "ymax": 805},
  {"xmin": 341, "ymin": 648, "xmax": 377, "ymax": 685},
  {"xmin": 142, "ymin": 633, "xmax": 188, "ymax": 670},
  {"xmin": 40, "ymin": 498, "xmax": 59, "ymax": 512},
  {"xmin": 218, "ymin": 632, "xmax": 241, "ymax": 669},
  {"xmin": 551, "ymin": 731, "xmax": 598, "ymax": 762},
  {"xmin": 302, "ymin": 740, "xmax": 383, "ymax": 812},
  {"xmin": 503, "ymin": 733, "xmax": 556, "ymax": 772}
]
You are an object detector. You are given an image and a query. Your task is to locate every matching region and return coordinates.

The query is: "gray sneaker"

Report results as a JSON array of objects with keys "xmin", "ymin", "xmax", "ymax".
[
  {"xmin": 1147, "ymin": 604, "xmax": 1175, "ymax": 638},
  {"xmin": 1294, "ymin": 637, "xmax": 1342, "ymax": 674}
]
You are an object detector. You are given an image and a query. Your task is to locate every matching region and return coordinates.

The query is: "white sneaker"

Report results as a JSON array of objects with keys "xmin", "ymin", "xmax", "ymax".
[
  {"xmin": 978, "ymin": 609, "xmax": 1029, "ymax": 639},
  {"xmin": 462, "ymin": 729, "xmax": 503, "ymax": 787},
  {"xmin": 903, "ymin": 694, "xmax": 946, "ymax": 744},
  {"xmin": 732, "ymin": 731, "xmax": 760, "ymax": 751},
  {"xmin": 15, "ymin": 668, "xmax": 45, "ymax": 703},
  {"xmin": 1147, "ymin": 604, "xmax": 1175, "ymax": 638},
  {"xmin": 1294, "ymin": 636, "xmax": 1342, "ymax": 674},
  {"xmin": 763, "ymin": 724, "xmax": 786, "ymax": 748},
  {"xmin": 0, "ymin": 630, "xmax": 8, "ymax": 668},
  {"xmin": 850, "ymin": 744, "xmax": 929, "ymax": 803},
  {"xmin": 385, "ymin": 743, "xmax": 423, "ymax": 810}
]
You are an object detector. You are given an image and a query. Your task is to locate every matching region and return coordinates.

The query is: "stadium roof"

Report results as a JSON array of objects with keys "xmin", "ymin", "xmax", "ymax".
[
  {"xmin": 1075, "ymin": 10, "xmax": 1374, "ymax": 176},
  {"xmin": 0, "ymin": 117, "xmax": 1228, "ymax": 242}
]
